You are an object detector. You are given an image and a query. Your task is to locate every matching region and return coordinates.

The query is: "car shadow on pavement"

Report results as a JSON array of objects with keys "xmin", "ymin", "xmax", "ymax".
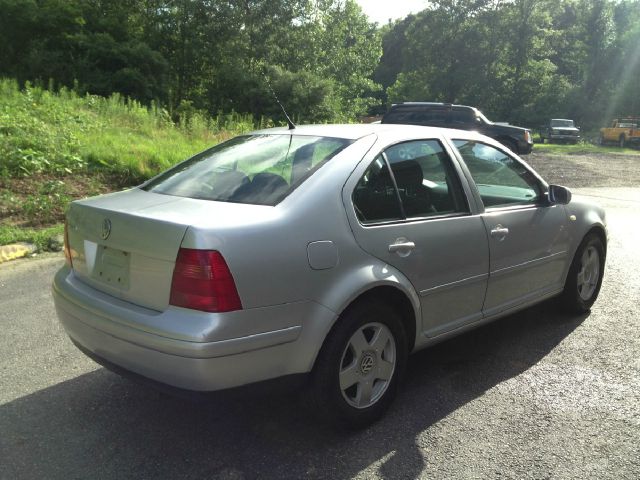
[{"xmin": 1, "ymin": 301, "xmax": 587, "ymax": 480}]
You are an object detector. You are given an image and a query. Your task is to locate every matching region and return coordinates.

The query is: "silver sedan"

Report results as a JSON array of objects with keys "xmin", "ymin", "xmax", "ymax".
[{"xmin": 53, "ymin": 124, "xmax": 606, "ymax": 428}]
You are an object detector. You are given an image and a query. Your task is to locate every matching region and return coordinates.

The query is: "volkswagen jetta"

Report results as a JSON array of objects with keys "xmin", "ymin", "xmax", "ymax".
[{"xmin": 53, "ymin": 124, "xmax": 606, "ymax": 428}]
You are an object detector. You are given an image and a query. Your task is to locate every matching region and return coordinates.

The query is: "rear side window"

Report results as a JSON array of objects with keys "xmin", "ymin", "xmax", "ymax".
[
  {"xmin": 382, "ymin": 108, "xmax": 448, "ymax": 126},
  {"xmin": 353, "ymin": 156, "xmax": 404, "ymax": 223},
  {"xmin": 143, "ymin": 135, "xmax": 352, "ymax": 205},
  {"xmin": 353, "ymin": 140, "xmax": 468, "ymax": 224},
  {"xmin": 449, "ymin": 108, "xmax": 476, "ymax": 125}
]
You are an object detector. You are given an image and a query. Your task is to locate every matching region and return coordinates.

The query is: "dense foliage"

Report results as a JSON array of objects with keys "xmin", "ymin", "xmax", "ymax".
[
  {"xmin": 0, "ymin": 0, "xmax": 381, "ymax": 123},
  {"xmin": 0, "ymin": 0, "xmax": 639, "ymax": 129},
  {"xmin": 376, "ymin": 0, "xmax": 640, "ymax": 128}
]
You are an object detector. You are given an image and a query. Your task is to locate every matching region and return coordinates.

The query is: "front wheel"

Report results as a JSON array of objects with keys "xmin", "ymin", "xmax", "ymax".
[
  {"xmin": 311, "ymin": 301, "xmax": 407, "ymax": 429},
  {"xmin": 560, "ymin": 233, "xmax": 605, "ymax": 313}
]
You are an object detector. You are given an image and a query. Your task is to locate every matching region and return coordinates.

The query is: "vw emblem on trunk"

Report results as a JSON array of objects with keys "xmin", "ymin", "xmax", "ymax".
[{"xmin": 101, "ymin": 219, "xmax": 112, "ymax": 240}]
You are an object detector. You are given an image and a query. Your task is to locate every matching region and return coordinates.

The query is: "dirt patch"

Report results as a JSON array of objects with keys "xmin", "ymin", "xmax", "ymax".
[
  {"xmin": 0, "ymin": 173, "xmax": 136, "ymax": 227},
  {"xmin": 524, "ymin": 151, "xmax": 640, "ymax": 188}
]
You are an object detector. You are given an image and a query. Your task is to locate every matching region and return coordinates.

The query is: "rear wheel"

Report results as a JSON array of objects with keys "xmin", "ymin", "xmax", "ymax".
[
  {"xmin": 311, "ymin": 301, "xmax": 407, "ymax": 429},
  {"xmin": 560, "ymin": 233, "xmax": 605, "ymax": 314},
  {"xmin": 619, "ymin": 135, "xmax": 626, "ymax": 148}
]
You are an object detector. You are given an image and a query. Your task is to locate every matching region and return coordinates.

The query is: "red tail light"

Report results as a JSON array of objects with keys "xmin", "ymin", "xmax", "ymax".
[
  {"xmin": 169, "ymin": 249, "xmax": 242, "ymax": 313},
  {"xmin": 64, "ymin": 219, "xmax": 73, "ymax": 268}
]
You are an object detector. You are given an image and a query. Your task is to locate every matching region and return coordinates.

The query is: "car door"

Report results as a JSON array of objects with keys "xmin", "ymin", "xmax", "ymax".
[
  {"xmin": 451, "ymin": 140, "xmax": 571, "ymax": 316},
  {"xmin": 347, "ymin": 138, "xmax": 490, "ymax": 337}
]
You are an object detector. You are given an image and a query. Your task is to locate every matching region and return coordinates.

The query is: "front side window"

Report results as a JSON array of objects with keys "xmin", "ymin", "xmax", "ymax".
[
  {"xmin": 453, "ymin": 140, "xmax": 542, "ymax": 208},
  {"xmin": 353, "ymin": 140, "xmax": 468, "ymax": 224},
  {"xmin": 143, "ymin": 135, "xmax": 352, "ymax": 205}
]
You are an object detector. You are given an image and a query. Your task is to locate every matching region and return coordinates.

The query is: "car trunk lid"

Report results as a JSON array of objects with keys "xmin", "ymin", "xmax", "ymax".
[{"xmin": 66, "ymin": 189, "xmax": 191, "ymax": 311}]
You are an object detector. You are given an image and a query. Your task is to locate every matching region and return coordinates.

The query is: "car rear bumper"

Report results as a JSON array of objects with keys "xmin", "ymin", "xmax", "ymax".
[
  {"xmin": 519, "ymin": 142, "xmax": 534, "ymax": 154},
  {"xmin": 52, "ymin": 267, "xmax": 334, "ymax": 391}
]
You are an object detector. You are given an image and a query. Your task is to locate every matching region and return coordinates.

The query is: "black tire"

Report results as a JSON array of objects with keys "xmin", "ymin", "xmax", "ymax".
[
  {"xmin": 311, "ymin": 300, "xmax": 408, "ymax": 429},
  {"xmin": 598, "ymin": 134, "xmax": 604, "ymax": 146},
  {"xmin": 619, "ymin": 135, "xmax": 626, "ymax": 148},
  {"xmin": 560, "ymin": 233, "xmax": 605, "ymax": 314}
]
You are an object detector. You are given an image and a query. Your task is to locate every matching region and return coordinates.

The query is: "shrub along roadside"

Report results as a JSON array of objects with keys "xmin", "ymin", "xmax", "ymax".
[{"xmin": 0, "ymin": 225, "xmax": 64, "ymax": 253}]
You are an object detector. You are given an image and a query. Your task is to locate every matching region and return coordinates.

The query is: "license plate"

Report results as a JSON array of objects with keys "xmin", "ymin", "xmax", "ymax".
[{"xmin": 94, "ymin": 245, "xmax": 130, "ymax": 290}]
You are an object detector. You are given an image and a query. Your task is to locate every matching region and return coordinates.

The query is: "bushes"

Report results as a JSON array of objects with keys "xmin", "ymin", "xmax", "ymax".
[
  {"xmin": 0, "ymin": 79, "xmax": 86, "ymax": 175},
  {"xmin": 0, "ymin": 79, "xmax": 257, "ymax": 181}
]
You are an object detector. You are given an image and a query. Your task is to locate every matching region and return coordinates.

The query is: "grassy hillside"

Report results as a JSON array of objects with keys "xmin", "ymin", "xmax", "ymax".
[
  {"xmin": 0, "ymin": 79, "xmax": 259, "ymax": 249},
  {"xmin": 0, "ymin": 79, "xmax": 259, "ymax": 180}
]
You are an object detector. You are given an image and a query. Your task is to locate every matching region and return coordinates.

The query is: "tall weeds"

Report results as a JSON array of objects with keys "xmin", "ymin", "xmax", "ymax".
[{"xmin": 0, "ymin": 79, "xmax": 258, "ymax": 181}]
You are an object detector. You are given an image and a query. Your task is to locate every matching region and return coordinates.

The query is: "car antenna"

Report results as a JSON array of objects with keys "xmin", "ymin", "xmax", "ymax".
[{"xmin": 264, "ymin": 72, "xmax": 296, "ymax": 130}]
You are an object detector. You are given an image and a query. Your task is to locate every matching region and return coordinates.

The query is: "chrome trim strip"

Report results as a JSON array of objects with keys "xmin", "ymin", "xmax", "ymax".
[
  {"xmin": 491, "ymin": 251, "xmax": 567, "ymax": 278},
  {"xmin": 419, "ymin": 273, "xmax": 489, "ymax": 297}
]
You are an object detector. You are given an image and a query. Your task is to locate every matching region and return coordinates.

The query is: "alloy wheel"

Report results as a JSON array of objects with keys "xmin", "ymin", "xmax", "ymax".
[
  {"xmin": 577, "ymin": 245, "xmax": 600, "ymax": 301},
  {"xmin": 339, "ymin": 322, "xmax": 396, "ymax": 409}
]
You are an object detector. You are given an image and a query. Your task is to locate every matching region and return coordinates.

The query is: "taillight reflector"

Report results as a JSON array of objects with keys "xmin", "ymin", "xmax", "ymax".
[
  {"xmin": 64, "ymin": 219, "xmax": 73, "ymax": 268},
  {"xmin": 169, "ymin": 249, "xmax": 242, "ymax": 313}
]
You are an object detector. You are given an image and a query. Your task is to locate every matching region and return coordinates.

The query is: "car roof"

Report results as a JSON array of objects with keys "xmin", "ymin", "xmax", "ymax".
[
  {"xmin": 250, "ymin": 123, "xmax": 481, "ymax": 141},
  {"xmin": 389, "ymin": 102, "xmax": 477, "ymax": 111}
]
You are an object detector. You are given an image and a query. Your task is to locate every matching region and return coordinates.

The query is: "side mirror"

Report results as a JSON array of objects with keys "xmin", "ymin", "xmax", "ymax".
[{"xmin": 548, "ymin": 184, "xmax": 572, "ymax": 205}]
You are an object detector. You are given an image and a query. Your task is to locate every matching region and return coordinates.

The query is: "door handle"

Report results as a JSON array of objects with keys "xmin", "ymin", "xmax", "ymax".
[
  {"xmin": 388, "ymin": 240, "xmax": 415, "ymax": 257},
  {"xmin": 490, "ymin": 224, "xmax": 509, "ymax": 240}
]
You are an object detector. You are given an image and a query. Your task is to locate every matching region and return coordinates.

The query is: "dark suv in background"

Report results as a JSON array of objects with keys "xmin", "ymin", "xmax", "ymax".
[{"xmin": 381, "ymin": 102, "xmax": 533, "ymax": 155}]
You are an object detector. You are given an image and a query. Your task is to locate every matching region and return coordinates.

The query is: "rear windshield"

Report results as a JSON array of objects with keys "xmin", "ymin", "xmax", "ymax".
[
  {"xmin": 550, "ymin": 119, "xmax": 575, "ymax": 127},
  {"xmin": 142, "ymin": 134, "xmax": 352, "ymax": 205}
]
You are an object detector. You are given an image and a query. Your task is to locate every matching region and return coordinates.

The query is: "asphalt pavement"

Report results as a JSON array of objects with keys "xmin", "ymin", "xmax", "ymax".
[{"xmin": 1, "ymin": 187, "xmax": 638, "ymax": 479}]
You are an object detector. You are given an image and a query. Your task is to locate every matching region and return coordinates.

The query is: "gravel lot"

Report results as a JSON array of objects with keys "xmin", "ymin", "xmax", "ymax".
[
  {"xmin": 1, "ymin": 152, "xmax": 639, "ymax": 479},
  {"xmin": 525, "ymin": 150, "xmax": 640, "ymax": 188}
]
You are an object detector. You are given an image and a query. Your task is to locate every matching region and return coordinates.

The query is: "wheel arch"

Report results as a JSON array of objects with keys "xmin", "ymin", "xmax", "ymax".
[
  {"xmin": 497, "ymin": 136, "xmax": 518, "ymax": 153},
  {"xmin": 561, "ymin": 222, "xmax": 608, "ymax": 286},
  {"xmin": 309, "ymin": 281, "xmax": 420, "ymax": 373},
  {"xmin": 586, "ymin": 225, "xmax": 607, "ymax": 257},
  {"xmin": 340, "ymin": 286, "xmax": 417, "ymax": 353}
]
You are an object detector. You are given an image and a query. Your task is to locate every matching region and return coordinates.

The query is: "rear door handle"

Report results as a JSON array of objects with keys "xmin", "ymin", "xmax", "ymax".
[
  {"xmin": 388, "ymin": 242, "xmax": 415, "ymax": 252},
  {"xmin": 388, "ymin": 239, "xmax": 415, "ymax": 257},
  {"xmin": 490, "ymin": 224, "xmax": 509, "ymax": 240}
]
